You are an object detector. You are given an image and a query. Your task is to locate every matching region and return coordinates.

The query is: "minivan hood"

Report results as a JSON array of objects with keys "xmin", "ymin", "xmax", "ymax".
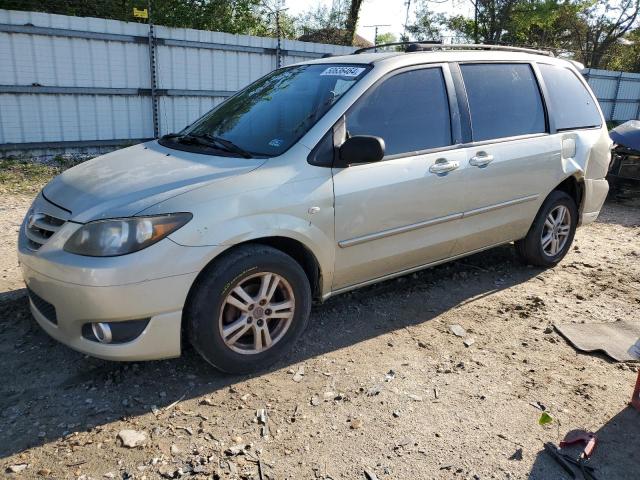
[{"xmin": 43, "ymin": 141, "xmax": 267, "ymax": 222}]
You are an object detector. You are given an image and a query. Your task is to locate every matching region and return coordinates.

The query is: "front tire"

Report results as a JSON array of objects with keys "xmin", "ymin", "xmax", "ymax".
[
  {"xmin": 515, "ymin": 190, "xmax": 578, "ymax": 267},
  {"xmin": 187, "ymin": 245, "xmax": 311, "ymax": 374}
]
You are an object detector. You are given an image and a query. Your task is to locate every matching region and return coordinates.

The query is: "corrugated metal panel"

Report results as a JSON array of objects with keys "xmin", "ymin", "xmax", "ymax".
[
  {"xmin": 612, "ymin": 102, "xmax": 638, "ymax": 121},
  {"xmin": 0, "ymin": 9, "xmax": 354, "ymax": 154},
  {"xmin": 584, "ymin": 68, "xmax": 640, "ymax": 122}
]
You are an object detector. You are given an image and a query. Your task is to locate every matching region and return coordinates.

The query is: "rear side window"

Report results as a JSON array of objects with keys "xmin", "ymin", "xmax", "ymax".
[
  {"xmin": 346, "ymin": 68, "xmax": 452, "ymax": 156},
  {"xmin": 538, "ymin": 64, "xmax": 602, "ymax": 131},
  {"xmin": 460, "ymin": 63, "xmax": 546, "ymax": 141}
]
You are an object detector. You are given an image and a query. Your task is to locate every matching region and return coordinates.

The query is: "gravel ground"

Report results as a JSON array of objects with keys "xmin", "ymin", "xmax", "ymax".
[{"xmin": 1, "ymin": 191, "xmax": 639, "ymax": 480}]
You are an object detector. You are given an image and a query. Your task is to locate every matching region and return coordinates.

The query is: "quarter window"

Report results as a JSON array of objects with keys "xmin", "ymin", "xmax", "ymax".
[
  {"xmin": 345, "ymin": 68, "xmax": 452, "ymax": 157},
  {"xmin": 460, "ymin": 63, "xmax": 546, "ymax": 141},
  {"xmin": 538, "ymin": 63, "xmax": 602, "ymax": 131}
]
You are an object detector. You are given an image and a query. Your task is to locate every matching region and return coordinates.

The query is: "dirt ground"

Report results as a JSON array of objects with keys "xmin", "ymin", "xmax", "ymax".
[{"xmin": 1, "ymin": 187, "xmax": 639, "ymax": 480}]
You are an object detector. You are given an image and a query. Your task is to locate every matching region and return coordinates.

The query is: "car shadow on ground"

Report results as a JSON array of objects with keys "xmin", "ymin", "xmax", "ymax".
[
  {"xmin": 1, "ymin": 245, "xmax": 542, "ymax": 458},
  {"xmin": 528, "ymin": 406, "xmax": 640, "ymax": 480}
]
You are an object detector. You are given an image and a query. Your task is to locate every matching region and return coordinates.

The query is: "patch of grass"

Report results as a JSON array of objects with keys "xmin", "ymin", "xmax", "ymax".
[{"xmin": 0, "ymin": 159, "xmax": 62, "ymax": 195}]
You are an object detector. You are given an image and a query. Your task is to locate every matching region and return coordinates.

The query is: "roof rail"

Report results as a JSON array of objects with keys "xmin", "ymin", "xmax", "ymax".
[
  {"xmin": 354, "ymin": 42, "xmax": 555, "ymax": 57},
  {"xmin": 353, "ymin": 41, "xmax": 442, "ymax": 54}
]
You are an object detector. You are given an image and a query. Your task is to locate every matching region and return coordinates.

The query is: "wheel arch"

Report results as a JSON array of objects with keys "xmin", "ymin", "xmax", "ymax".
[
  {"xmin": 182, "ymin": 235, "xmax": 324, "ymax": 324},
  {"xmin": 552, "ymin": 174, "xmax": 584, "ymax": 213}
]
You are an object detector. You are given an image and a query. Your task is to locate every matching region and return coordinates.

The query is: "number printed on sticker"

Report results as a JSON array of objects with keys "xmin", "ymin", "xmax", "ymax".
[{"xmin": 320, "ymin": 66, "xmax": 366, "ymax": 77}]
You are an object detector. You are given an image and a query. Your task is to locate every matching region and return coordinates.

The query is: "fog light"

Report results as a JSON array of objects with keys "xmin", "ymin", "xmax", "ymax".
[
  {"xmin": 82, "ymin": 318, "xmax": 150, "ymax": 344},
  {"xmin": 91, "ymin": 322, "xmax": 113, "ymax": 344}
]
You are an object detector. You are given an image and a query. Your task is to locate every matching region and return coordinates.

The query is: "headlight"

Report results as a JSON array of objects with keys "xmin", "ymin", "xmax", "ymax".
[{"xmin": 64, "ymin": 213, "xmax": 192, "ymax": 257}]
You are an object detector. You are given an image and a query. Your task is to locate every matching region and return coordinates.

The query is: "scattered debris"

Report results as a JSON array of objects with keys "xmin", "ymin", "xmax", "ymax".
[
  {"xmin": 225, "ymin": 444, "xmax": 249, "ymax": 456},
  {"xmin": 117, "ymin": 429, "xmax": 147, "ymax": 448},
  {"xmin": 6, "ymin": 464, "xmax": 28, "ymax": 474},
  {"xmin": 292, "ymin": 366, "xmax": 305, "ymax": 382},
  {"xmin": 256, "ymin": 408, "xmax": 268, "ymax": 425},
  {"xmin": 350, "ymin": 418, "xmax": 364, "ymax": 429},
  {"xmin": 364, "ymin": 468, "xmax": 379, "ymax": 480},
  {"xmin": 529, "ymin": 401, "xmax": 547, "ymax": 411},
  {"xmin": 463, "ymin": 337, "xmax": 476, "ymax": 347},
  {"xmin": 367, "ymin": 384, "xmax": 382, "ymax": 396},
  {"xmin": 164, "ymin": 394, "xmax": 186, "ymax": 412},
  {"xmin": 509, "ymin": 448, "xmax": 523, "ymax": 461},
  {"xmin": 449, "ymin": 324, "xmax": 466, "ymax": 337},
  {"xmin": 407, "ymin": 394, "xmax": 423, "ymax": 402},
  {"xmin": 538, "ymin": 412, "xmax": 553, "ymax": 426}
]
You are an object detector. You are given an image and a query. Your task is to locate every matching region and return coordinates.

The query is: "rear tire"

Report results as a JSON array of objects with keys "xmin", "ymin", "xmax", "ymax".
[
  {"xmin": 187, "ymin": 245, "xmax": 311, "ymax": 374},
  {"xmin": 515, "ymin": 190, "xmax": 577, "ymax": 267}
]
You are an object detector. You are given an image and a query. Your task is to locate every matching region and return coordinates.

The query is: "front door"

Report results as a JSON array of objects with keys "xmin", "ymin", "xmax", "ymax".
[{"xmin": 332, "ymin": 65, "xmax": 468, "ymax": 290}]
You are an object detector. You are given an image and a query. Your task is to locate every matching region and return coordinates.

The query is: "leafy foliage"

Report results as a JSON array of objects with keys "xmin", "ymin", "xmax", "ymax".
[
  {"xmin": 1, "ymin": 0, "xmax": 276, "ymax": 35},
  {"xmin": 406, "ymin": 0, "xmax": 640, "ymax": 70}
]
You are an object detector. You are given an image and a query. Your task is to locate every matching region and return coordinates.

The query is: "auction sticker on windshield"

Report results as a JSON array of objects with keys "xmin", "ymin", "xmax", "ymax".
[{"xmin": 320, "ymin": 66, "xmax": 366, "ymax": 77}]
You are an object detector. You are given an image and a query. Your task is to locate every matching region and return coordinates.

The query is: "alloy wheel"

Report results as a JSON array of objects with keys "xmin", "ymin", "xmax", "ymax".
[
  {"xmin": 218, "ymin": 272, "xmax": 295, "ymax": 355},
  {"xmin": 541, "ymin": 205, "xmax": 571, "ymax": 256}
]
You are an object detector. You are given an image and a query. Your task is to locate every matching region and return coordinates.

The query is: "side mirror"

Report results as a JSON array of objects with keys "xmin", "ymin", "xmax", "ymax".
[{"xmin": 336, "ymin": 135, "xmax": 385, "ymax": 168}]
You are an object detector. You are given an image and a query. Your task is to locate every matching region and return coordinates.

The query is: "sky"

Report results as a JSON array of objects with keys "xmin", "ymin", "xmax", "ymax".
[{"xmin": 285, "ymin": 0, "xmax": 473, "ymax": 43}]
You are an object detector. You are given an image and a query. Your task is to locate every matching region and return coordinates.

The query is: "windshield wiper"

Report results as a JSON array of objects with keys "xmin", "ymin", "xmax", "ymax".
[
  {"xmin": 160, "ymin": 132, "xmax": 183, "ymax": 139},
  {"xmin": 178, "ymin": 133, "xmax": 253, "ymax": 158},
  {"xmin": 196, "ymin": 133, "xmax": 254, "ymax": 159},
  {"xmin": 163, "ymin": 132, "xmax": 253, "ymax": 158}
]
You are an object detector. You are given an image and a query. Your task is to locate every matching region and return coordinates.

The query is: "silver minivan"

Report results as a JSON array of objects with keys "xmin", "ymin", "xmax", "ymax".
[{"xmin": 19, "ymin": 45, "xmax": 611, "ymax": 373}]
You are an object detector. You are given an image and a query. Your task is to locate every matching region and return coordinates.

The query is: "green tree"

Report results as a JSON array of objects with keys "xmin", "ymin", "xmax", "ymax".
[
  {"xmin": 568, "ymin": 0, "xmax": 640, "ymax": 69},
  {"xmin": 607, "ymin": 29, "xmax": 640, "ymax": 71},
  {"xmin": 293, "ymin": 0, "xmax": 365, "ymax": 46},
  {"xmin": 0, "ymin": 0, "xmax": 274, "ymax": 34},
  {"xmin": 415, "ymin": 0, "xmax": 640, "ymax": 69},
  {"xmin": 405, "ymin": 1, "xmax": 446, "ymax": 42},
  {"xmin": 375, "ymin": 32, "xmax": 397, "ymax": 45}
]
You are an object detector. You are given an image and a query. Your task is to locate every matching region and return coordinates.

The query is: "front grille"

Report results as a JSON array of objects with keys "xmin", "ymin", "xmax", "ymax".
[
  {"xmin": 24, "ymin": 212, "xmax": 66, "ymax": 250},
  {"xmin": 27, "ymin": 288, "xmax": 58, "ymax": 325}
]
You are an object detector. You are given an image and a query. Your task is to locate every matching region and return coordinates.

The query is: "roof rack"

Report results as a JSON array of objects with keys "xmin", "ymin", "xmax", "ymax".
[
  {"xmin": 353, "ymin": 41, "xmax": 441, "ymax": 54},
  {"xmin": 354, "ymin": 42, "xmax": 555, "ymax": 57}
]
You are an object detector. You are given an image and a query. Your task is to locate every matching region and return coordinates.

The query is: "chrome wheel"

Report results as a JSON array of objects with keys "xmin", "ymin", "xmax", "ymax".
[
  {"xmin": 541, "ymin": 205, "xmax": 571, "ymax": 256},
  {"xmin": 218, "ymin": 272, "xmax": 295, "ymax": 355}
]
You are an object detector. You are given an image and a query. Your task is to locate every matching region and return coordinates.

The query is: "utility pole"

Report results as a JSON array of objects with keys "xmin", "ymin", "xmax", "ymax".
[
  {"xmin": 147, "ymin": 0, "xmax": 159, "ymax": 138},
  {"xmin": 473, "ymin": 0, "xmax": 479, "ymax": 44},
  {"xmin": 403, "ymin": 0, "xmax": 411, "ymax": 40},
  {"xmin": 263, "ymin": 0, "xmax": 288, "ymax": 68},
  {"xmin": 363, "ymin": 24, "xmax": 391, "ymax": 51}
]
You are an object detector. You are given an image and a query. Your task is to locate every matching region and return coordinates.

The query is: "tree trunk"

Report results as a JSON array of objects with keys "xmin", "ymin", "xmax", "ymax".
[{"xmin": 344, "ymin": 0, "xmax": 364, "ymax": 46}]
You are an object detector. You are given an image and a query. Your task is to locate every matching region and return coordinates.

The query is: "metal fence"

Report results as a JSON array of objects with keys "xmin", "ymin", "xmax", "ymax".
[
  {"xmin": 0, "ymin": 9, "xmax": 354, "ymax": 156},
  {"xmin": 3, "ymin": 9, "xmax": 640, "ymax": 157},
  {"xmin": 583, "ymin": 68, "xmax": 640, "ymax": 123}
]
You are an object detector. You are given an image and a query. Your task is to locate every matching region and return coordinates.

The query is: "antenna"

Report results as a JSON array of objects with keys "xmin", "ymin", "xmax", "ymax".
[{"xmin": 362, "ymin": 24, "xmax": 392, "ymax": 52}]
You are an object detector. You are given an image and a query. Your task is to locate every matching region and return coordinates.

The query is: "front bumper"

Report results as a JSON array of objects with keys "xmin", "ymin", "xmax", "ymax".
[
  {"xmin": 17, "ymin": 203, "xmax": 227, "ymax": 361},
  {"xmin": 22, "ymin": 261, "xmax": 197, "ymax": 361}
]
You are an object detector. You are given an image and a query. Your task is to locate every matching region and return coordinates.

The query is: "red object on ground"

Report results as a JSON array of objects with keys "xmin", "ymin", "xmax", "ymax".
[
  {"xmin": 560, "ymin": 430, "xmax": 598, "ymax": 458},
  {"xmin": 632, "ymin": 370, "xmax": 640, "ymax": 412}
]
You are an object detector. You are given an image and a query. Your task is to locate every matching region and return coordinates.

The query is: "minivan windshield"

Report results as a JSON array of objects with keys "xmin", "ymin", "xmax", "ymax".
[{"xmin": 169, "ymin": 64, "xmax": 370, "ymax": 157}]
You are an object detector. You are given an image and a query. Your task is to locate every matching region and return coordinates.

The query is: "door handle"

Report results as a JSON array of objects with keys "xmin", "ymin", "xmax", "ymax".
[
  {"xmin": 429, "ymin": 159, "xmax": 460, "ymax": 174},
  {"xmin": 469, "ymin": 153, "xmax": 494, "ymax": 167}
]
